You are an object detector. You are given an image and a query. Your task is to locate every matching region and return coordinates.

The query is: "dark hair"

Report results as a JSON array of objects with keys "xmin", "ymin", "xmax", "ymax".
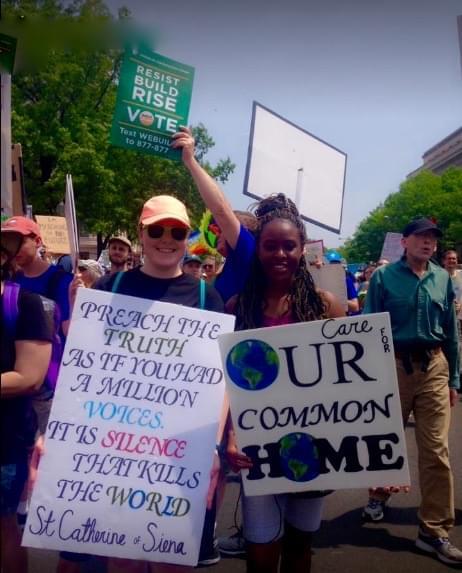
[
  {"xmin": 235, "ymin": 193, "xmax": 325, "ymax": 330},
  {"xmin": 1, "ymin": 247, "xmax": 16, "ymax": 281}
]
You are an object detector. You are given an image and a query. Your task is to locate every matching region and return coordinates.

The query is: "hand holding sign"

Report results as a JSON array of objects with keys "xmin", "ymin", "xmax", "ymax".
[
  {"xmin": 218, "ymin": 314, "xmax": 410, "ymax": 497},
  {"xmin": 171, "ymin": 126, "xmax": 195, "ymax": 165}
]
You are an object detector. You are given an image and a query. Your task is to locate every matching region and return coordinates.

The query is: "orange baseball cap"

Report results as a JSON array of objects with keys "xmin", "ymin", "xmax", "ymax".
[
  {"xmin": 139, "ymin": 195, "xmax": 191, "ymax": 228},
  {"xmin": 1, "ymin": 216, "xmax": 42, "ymax": 238}
]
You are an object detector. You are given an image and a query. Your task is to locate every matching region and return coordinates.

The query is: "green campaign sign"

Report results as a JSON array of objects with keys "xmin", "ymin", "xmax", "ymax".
[{"xmin": 110, "ymin": 47, "xmax": 194, "ymax": 161}]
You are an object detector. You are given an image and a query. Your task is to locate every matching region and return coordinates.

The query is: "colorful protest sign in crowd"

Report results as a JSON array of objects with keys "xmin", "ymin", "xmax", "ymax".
[{"xmin": 219, "ymin": 314, "xmax": 410, "ymax": 497}]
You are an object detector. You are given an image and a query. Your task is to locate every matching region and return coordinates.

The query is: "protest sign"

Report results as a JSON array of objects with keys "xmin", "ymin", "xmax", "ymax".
[
  {"xmin": 218, "ymin": 313, "xmax": 410, "ymax": 496},
  {"xmin": 23, "ymin": 289, "xmax": 235, "ymax": 565},
  {"xmin": 65, "ymin": 174, "xmax": 79, "ymax": 269},
  {"xmin": 305, "ymin": 240, "xmax": 324, "ymax": 264},
  {"xmin": 380, "ymin": 232, "xmax": 404, "ymax": 263},
  {"xmin": 110, "ymin": 47, "xmax": 194, "ymax": 161},
  {"xmin": 35, "ymin": 216, "xmax": 71, "ymax": 254},
  {"xmin": 310, "ymin": 264, "xmax": 348, "ymax": 311}
]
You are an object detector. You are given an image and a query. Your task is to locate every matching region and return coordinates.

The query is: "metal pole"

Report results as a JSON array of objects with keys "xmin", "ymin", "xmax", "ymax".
[{"xmin": 295, "ymin": 167, "xmax": 304, "ymax": 211}]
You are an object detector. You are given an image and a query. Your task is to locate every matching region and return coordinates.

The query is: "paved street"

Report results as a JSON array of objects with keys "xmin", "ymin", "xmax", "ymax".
[{"xmin": 29, "ymin": 398, "xmax": 461, "ymax": 572}]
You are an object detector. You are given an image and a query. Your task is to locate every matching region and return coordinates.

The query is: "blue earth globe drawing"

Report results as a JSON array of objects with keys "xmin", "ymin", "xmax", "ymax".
[
  {"xmin": 226, "ymin": 339, "xmax": 279, "ymax": 390},
  {"xmin": 278, "ymin": 432, "xmax": 320, "ymax": 482}
]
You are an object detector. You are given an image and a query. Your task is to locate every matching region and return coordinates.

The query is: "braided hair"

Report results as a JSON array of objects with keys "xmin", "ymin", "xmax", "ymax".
[{"xmin": 235, "ymin": 193, "xmax": 326, "ymax": 330}]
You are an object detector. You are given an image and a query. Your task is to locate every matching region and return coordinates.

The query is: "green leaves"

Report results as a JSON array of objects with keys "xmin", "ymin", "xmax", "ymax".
[
  {"xmin": 342, "ymin": 168, "xmax": 462, "ymax": 262},
  {"xmin": 8, "ymin": 0, "xmax": 234, "ymax": 251}
]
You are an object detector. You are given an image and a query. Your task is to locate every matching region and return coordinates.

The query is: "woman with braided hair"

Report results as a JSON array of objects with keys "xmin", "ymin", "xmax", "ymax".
[{"xmin": 224, "ymin": 193, "xmax": 344, "ymax": 573}]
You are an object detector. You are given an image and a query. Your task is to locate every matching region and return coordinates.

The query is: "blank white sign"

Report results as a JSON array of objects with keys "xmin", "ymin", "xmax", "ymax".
[{"xmin": 243, "ymin": 102, "xmax": 347, "ymax": 233}]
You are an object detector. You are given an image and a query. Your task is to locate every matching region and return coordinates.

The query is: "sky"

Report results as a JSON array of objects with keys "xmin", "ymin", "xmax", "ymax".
[{"xmin": 106, "ymin": 0, "xmax": 462, "ymax": 248}]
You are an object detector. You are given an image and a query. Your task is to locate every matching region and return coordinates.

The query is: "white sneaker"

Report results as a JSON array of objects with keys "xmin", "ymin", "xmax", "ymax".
[
  {"xmin": 218, "ymin": 530, "xmax": 246, "ymax": 556},
  {"xmin": 361, "ymin": 498, "xmax": 387, "ymax": 522},
  {"xmin": 416, "ymin": 529, "xmax": 462, "ymax": 566}
]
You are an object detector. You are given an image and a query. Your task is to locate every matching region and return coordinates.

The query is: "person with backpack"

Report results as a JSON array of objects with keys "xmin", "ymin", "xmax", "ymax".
[
  {"xmin": 171, "ymin": 127, "xmax": 258, "ymax": 305},
  {"xmin": 1, "ymin": 229, "xmax": 53, "ymax": 573},
  {"xmin": 64, "ymin": 194, "xmax": 224, "ymax": 573},
  {"xmin": 2, "ymin": 216, "xmax": 72, "ymax": 432}
]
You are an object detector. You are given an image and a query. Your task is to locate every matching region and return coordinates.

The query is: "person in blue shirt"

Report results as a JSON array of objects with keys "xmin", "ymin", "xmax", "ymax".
[
  {"xmin": 172, "ymin": 127, "xmax": 257, "ymax": 304},
  {"xmin": 325, "ymin": 251, "xmax": 359, "ymax": 315}
]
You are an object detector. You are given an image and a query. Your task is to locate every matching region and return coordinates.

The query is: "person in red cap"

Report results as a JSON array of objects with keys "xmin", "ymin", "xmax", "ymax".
[
  {"xmin": 361, "ymin": 217, "xmax": 461, "ymax": 566},
  {"xmin": 1, "ymin": 229, "xmax": 52, "ymax": 573},
  {"xmin": 1, "ymin": 216, "xmax": 73, "ymax": 340}
]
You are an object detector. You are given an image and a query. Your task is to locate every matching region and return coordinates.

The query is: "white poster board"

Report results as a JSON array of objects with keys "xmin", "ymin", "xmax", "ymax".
[
  {"xmin": 380, "ymin": 232, "xmax": 404, "ymax": 263},
  {"xmin": 23, "ymin": 289, "xmax": 235, "ymax": 565},
  {"xmin": 243, "ymin": 102, "xmax": 347, "ymax": 233},
  {"xmin": 218, "ymin": 314, "xmax": 409, "ymax": 496},
  {"xmin": 309, "ymin": 264, "xmax": 348, "ymax": 311}
]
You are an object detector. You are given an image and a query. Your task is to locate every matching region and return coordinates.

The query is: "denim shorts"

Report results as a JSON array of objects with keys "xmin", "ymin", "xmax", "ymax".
[
  {"xmin": 0, "ymin": 460, "xmax": 28, "ymax": 516},
  {"xmin": 242, "ymin": 492, "xmax": 324, "ymax": 543}
]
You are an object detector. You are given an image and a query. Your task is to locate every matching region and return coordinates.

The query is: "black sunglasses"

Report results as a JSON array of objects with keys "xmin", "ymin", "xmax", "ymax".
[{"xmin": 146, "ymin": 224, "xmax": 188, "ymax": 241}]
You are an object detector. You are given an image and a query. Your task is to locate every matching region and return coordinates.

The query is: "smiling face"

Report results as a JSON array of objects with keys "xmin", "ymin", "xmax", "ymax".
[
  {"xmin": 256, "ymin": 218, "xmax": 304, "ymax": 284},
  {"xmin": 401, "ymin": 230, "xmax": 438, "ymax": 263},
  {"xmin": 140, "ymin": 222, "xmax": 189, "ymax": 278},
  {"xmin": 443, "ymin": 250, "xmax": 458, "ymax": 272},
  {"xmin": 201, "ymin": 256, "xmax": 216, "ymax": 280},
  {"xmin": 108, "ymin": 240, "xmax": 130, "ymax": 266}
]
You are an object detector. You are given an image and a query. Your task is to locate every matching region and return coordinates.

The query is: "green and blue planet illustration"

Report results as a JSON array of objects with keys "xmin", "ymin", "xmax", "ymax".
[
  {"xmin": 278, "ymin": 432, "xmax": 320, "ymax": 482},
  {"xmin": 226, "ymin": 339, "xmax": 279, "ymax": 390},
  {"xmin": 226, "ymin": 340, "xmax": 320, "ymax": 482}
]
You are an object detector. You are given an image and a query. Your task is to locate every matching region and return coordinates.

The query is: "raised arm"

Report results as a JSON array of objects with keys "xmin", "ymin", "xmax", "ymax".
[{"xmin": 171, "ymin": 126, "xmax": 241, "ymax": 249}]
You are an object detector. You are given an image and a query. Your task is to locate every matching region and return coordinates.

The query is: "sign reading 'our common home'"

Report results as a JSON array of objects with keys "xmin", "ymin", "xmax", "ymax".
[
  {"xmin": 218, "ymin": 313, "xmax": 410, "ymax": 496},
  {"xmin": 110, "ymin": 47, "xmax": 194, "ymax": 161}
]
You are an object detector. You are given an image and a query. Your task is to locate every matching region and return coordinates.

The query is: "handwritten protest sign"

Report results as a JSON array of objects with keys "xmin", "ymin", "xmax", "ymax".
[
  {"xmin": 23, "ymin": 289, "xmax": 235, "ymax": 565},
  {"xmin": 35, "ymin": 216, "xmax": 70, "ymax": 254},
  {"xmin": 305, "ymin": 240, "xmax": 324, "ymax": 264},
  {"xmin": 110, "ymin": 47, "xmax": 194, "ymax": 161},
  {"xmin": 218, "ymin": 314, "xmax": 409, "ymax": 496},
  {"xmin": 310, "ymin": 264, "xmax": 348, "ymax": 311},
  {"xmin": 380, "ymin": 232, "xmax": 404, "ymax": 263}
]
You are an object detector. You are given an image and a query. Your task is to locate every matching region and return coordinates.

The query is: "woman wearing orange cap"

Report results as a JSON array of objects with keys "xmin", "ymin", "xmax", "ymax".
[{"xmin": 66, "ymin": 195, "xmax": 224, "ymax": 573}]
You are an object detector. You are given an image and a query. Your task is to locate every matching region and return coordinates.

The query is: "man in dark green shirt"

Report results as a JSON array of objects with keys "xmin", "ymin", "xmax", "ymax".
[{"xmin": 362, "ymin": 217, "xmax": 461, "ymax": 566}]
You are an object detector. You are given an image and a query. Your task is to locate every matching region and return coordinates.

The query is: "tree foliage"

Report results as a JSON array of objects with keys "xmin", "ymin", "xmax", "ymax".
[
  {"xmin": 4, "ymin": 0, "xmax": 235, "ymax": 248},
  {"xmin": 341, "ymin": 168, "xmax": 462, "ymax": 263}
]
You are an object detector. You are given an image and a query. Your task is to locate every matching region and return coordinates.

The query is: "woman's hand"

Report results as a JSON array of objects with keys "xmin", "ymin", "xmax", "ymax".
[
  {"xmin": 206, "ymin": 450, "xmax": 221, "ymax": 510},
  {"xmin": 69, "ymin": 272, "xmax": 85, "ymax": 312},
  {"xmin": 226, "ymin": 444, "xmax": 253, "ymax": 474},
  {"xmin": 28, "ymin": 435, "xmax": 45, "ymax": 498}
]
